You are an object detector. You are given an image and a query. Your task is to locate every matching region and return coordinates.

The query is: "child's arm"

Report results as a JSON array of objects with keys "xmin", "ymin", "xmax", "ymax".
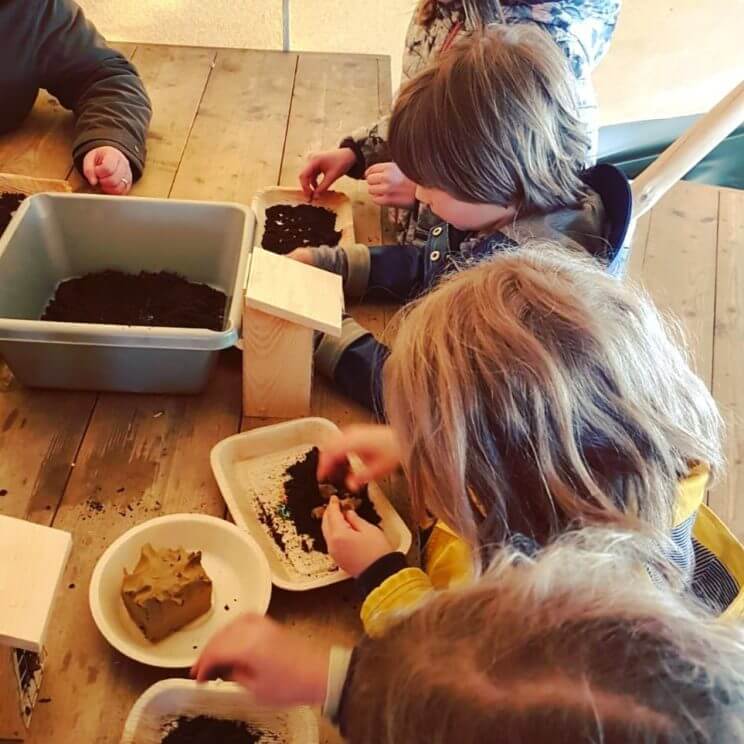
[
  {"xmin": 322, "ymin": 499, "xmax": 473, "ymax": 637},
  {"xmin": 358, "ymin": 523, "xmax": 473, "ymax": 637},
  {"xmin": 290, "ymin": 241, "xmax": 429, "ymax": 303}
]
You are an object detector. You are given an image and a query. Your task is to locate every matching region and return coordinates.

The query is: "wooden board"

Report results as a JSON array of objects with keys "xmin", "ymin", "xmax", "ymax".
[
  {"xmin": 243, "ymin": 309, "xmax": 314, "ymax": 418},
  {"xmin": 638, "ymin": 180, "xmax": 719, "ymax": 385},
  {"xmin": 0, "ymin": 173, "xmax": 70, "ymax": 196},
  {"xmin": 245, "ymin": 249, "xmax": 343, "ymax": 335},
  {"xmin": 0, "ymin": 516, "xmax": 71, "ymax": 652},
  {"xmin": 127, "ymin": 45, "xmax": 216, "ymax": 198},
  {"xmin": 20, "ymin": 48, "xmax": 301, "ymax": 744},
  {"xmin": 709, "ymin": 189, "xmax": 744, "ymax": 537},
  {"xmin": 170, "ymin": 49, "xmax": 298, "ymax": 204}
]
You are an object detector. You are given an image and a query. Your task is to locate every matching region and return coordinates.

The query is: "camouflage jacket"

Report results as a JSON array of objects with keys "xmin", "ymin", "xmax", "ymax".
[{"xmin": 340, "ymin": 0, "xmax": 621, "ymax": 244}]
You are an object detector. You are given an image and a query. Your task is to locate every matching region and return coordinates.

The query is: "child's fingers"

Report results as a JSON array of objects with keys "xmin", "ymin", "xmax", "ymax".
[
  {"xmin": 94, "ymin": 150, "xmax": 121, "ymax": 180},
  {"xmin": 322, "ymin": 496, "xmax": 351, "ymax": 537},
  {"xmin": 344, "ymin": 509, "xmax": 372, "ymax": 532},
  {"xmin": 82, "ymin": 150, "xmax": 98, "ymax": 186},
  {"xmin": 364, "ymin": 162, "xmax": 387, "ymax": 179},
  {"xmin": 365, "ymin": 172, "xmax": 386, "ymax": 186}
]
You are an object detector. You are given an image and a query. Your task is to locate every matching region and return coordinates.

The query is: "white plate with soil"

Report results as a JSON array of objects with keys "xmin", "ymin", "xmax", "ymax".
[
  {"xmin": 210, "ymin": 417, "xmax": 412, "ymax": 591},
  {"xmin": 121, "ymin": 678, "xmax": 318, "ymax": 744},
  {"xmin": 90, "ymin": 514, "xmax": 271, "ymax": 668}
]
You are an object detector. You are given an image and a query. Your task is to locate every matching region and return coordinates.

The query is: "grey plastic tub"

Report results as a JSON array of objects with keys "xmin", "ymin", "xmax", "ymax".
[{"xmin": 0, "ymin": 193, "xmax": 253, "ymax": 393}]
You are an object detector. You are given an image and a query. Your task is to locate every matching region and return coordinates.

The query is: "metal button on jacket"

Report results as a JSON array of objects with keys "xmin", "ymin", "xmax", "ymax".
[
  {"xmin": 430, "ymin": 250, "xmax": 441, "ymax": 261},
  {"xmin": 431, "ymin": 226, "xmax": 443, "ymax": 236}
]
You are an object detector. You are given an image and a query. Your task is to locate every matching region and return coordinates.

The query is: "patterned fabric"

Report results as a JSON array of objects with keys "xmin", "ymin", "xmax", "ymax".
[
  {"xmin": 691, "ymin": 537, "xmax": 742, "ymax": 614},
  {"xmin": 345, "ymin": 0, "xmax": 621, "ymax": 244}
]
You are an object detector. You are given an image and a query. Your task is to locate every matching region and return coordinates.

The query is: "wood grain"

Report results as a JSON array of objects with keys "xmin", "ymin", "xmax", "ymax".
[
  {"xmin": 20, "ymin": 47, "xmax": 303, "ymax": 744},
  {"xmin": 170, "ymin": 49, "xmax": 298, "ymax": 204},
  {"xmin": 0, "ymin": 174, "xmax": 70, "ymax": 196},
  {"xmin": 243, "ymin": 309, "xmax": 314, "ymax": 418},
  {"xmin": 128, "ymin": 45, "xmax": 217, "ymax": 198},
  {"xmin": 639, "ymin": 180, "xmax": 719, "ymax": 386},
  {"xmin": 710, "ymin": 189, "xmax": 744, "ymax": 538}
]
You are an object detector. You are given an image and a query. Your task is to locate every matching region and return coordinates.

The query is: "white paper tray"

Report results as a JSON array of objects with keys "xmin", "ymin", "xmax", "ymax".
[
  {"xmin": 251, "ymin": 187, "xmax": 356, "ymax": 250},
  {"xmin": 210, "ymin": 417, "xmax": 412, "ymax": 591},
  {"xmin": 121, "ymin": 679, "xmax": 318, "ymax": 744}
]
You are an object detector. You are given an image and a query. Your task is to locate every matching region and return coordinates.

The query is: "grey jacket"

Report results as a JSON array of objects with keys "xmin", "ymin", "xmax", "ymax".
[{"xmin": 0, "ymin": 0, "xmax": 152, "ymax": 180}]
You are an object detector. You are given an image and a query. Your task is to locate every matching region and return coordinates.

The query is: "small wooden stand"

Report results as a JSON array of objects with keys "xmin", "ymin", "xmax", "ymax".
[
  {"xmin": 0, "ymin": 515, "xmax": 72, "ymax": 740},
  {"xmin": 0, "ymin": 172, "xmax": 72, "ymax": 196},
  {"xmin": 243, "ymin": 248, "xmax": 343, "ymax": 418}
]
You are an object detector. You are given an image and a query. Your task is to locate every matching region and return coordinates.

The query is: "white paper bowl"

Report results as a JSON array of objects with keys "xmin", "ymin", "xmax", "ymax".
[
  {"xmin": 210, "ymin": 417, "xmax": 412, "ymax": 591},
  {"xmin": 120, "ymin": 679, "xmax": 318, "ymax": 744},
  {"xmin": 90, "ymin": 514, "xmax": 271, "ymax": 668}
]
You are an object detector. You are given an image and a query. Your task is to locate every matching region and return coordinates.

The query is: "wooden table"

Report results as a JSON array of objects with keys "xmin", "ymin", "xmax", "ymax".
[
  {"xmin": 0, "ymin": 45, "xmax": 398, "ymax": 744},
  {"xmin": 0, "ymin": 42, "xmax": 742, "ymax": 742}
]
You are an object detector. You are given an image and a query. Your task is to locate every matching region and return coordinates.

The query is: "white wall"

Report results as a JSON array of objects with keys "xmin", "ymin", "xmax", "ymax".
[
  {"xmin": 79, "ymin": 0, "xmax": 284, "ymax": 50},
  {"xmin": 78, "ymin": 0, "xmax": 741, "ymax": 125}
]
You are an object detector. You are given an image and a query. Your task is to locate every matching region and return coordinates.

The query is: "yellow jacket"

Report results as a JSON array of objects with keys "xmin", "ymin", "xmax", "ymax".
[{"xmin": 361, "ymin": 465, "xmax": 744, "ymax": 637}]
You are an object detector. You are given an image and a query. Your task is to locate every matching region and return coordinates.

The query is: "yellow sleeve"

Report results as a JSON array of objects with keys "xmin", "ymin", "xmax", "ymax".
[{"xmin": 360, "ymin": 522, "xmax": 474, "ymax": 637}]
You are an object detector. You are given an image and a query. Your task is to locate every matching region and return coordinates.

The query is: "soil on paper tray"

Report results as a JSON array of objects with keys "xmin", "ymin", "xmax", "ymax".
[
  {"xmin": 0, "ymin": 192, "xmax": 26, "ymax": 235},
  {"xmin": 41, "ymin": 270, "xmax": 227, "ymax": 331},
  {"xmin": 261, "ymin": 203, "xmax": 341, "ymax": 255},
  {"xmin": 160, "ymin": 715, "xmax": 281, "ymax": 743}
]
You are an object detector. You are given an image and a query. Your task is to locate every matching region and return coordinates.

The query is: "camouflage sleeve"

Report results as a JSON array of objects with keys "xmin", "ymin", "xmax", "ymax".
[{"xmin": 339, "ymin": 114, "xmax": 392, "ymax": 179}]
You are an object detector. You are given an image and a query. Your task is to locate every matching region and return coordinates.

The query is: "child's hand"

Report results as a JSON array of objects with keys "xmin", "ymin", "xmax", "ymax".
[
  {"xmin": 322, "ymin": 495, "xmax": 394, "ymax": 576},
  {"xmin": 191, "ymin": 614, "xmax": 330, "ymax": 707},
  {"xmin": 82, "ymin": 146, "xmax": 133, "ymax": 195},
  {"xmin": 287, "ymin": 247, "xmax": 316, "ymax": 265},
  {"xmin": 299, "ymin": 148, "xmax": 357, "ymax": 197},
  {"xmin": 365, "ymin": 162, "xmax": 417, "ymax": 208},
  {"xmin": 318, "ymin": 424, "xmax": 402, "ymax": 491}
]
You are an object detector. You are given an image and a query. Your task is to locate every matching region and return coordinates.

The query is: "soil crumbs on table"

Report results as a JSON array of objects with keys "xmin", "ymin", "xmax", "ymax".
[
  {"xmin": 0, "ymin": 192, "xmax": 26, "ymax": 234},
  {"xmin": 161, "ymin": 715, "xmax": 282, "ymax": 743},
  {"xmin": 41, "ymin": 270, "xmax": 227, "ymax": 330},
  {"xmin": 262, "ymin": 203, "xmax": 341, "ymax": 254}
]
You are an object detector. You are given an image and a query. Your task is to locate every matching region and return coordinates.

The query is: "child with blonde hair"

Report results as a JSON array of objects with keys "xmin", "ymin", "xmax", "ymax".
[
  {"xmin": 293, "ymin": 26, "xmax": 632, "ymax": 412},
  {"xmin": 316, "ymin": 245, "xmax": 743, "ymax": 636},
  {"xmin": 193, "ymin": 529, "xmax": 744, "ymax": 743}
]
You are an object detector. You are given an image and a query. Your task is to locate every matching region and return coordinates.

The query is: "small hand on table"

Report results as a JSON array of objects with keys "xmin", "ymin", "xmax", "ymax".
[{"xmin": 82, "ymin": 146, "xmax": 133, "ymax": 195}]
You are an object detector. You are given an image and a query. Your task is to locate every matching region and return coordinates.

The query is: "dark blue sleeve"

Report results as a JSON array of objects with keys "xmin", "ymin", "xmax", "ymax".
[{"xmin": 365, "ymin": 244, "xmax": 428, "ymax": 302}]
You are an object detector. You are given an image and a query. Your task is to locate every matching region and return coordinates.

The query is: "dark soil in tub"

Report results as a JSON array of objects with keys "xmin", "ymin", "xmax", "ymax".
[
  {"xmin": 0, "ymin": 192, "xmax": 26, "ymax": 235},
  {"xmin": 261, "ymin": 203, "xmax": 341, "ymax": 254},
  {"xmin": 161, "ymin": 715, "xmax": 280, "ymax": 743},
  {"xmin": 41, "ymin": 270, "xmax": 227, "ymax": 330}
]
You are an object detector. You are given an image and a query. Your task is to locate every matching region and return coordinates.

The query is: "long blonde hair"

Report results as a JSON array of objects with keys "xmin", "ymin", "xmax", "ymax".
[
  {"xmin": 389, "ymin": 25, "xmax": 589, "ymax": 213},
  {"xmin": 384, "ymin": 245, "xmax": 723, "ymax": 558},
  {"xmin": 343, "ymin": 529, "xmax": 744, "ymax": 743}
]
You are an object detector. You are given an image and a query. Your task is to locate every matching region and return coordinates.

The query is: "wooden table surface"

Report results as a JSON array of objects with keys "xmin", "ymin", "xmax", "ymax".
[{"xmin": 0, "ymin": 43, "xmax": 742, "ymax": 742}]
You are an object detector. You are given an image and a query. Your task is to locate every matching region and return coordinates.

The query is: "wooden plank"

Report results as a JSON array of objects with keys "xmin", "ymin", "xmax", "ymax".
[
  {"xmin": 26, "ymin": 48, "xmax": 301, "ymax": 744},
  {"xmin": 0, "ymin": 516, "xmax": 71, "ymax": 652},
  {"xmin": 0, "ymin": 174, "xmax": 70, "ymax": 196},
  {"xmin": 170, "ymin": 49, "xmax": 298, "ymax": 204},
  {"xmin": 640, "ymin": 181, "xmax": 719, "ymax": 386},
  {"xmin": 245, "ymin": 249, "xmax": 343, "ymax": 335},
  {"xmin": 710, "ymin": 189, "xmax": 744, "ymax": 539},
  {"xmin": 25, "ymin": 356, "xmax": 242, "ymax": 743},
  {"xmin": 128, "ymin": 45, "xmax": 216, "ymax": 198},
  {"xmin": 626, "ymin": 211, "xmax": 651, "ymax": 283},
  {"xmin": 243, "ymin": 309, "xmax": 314, "ymax": 418}
]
